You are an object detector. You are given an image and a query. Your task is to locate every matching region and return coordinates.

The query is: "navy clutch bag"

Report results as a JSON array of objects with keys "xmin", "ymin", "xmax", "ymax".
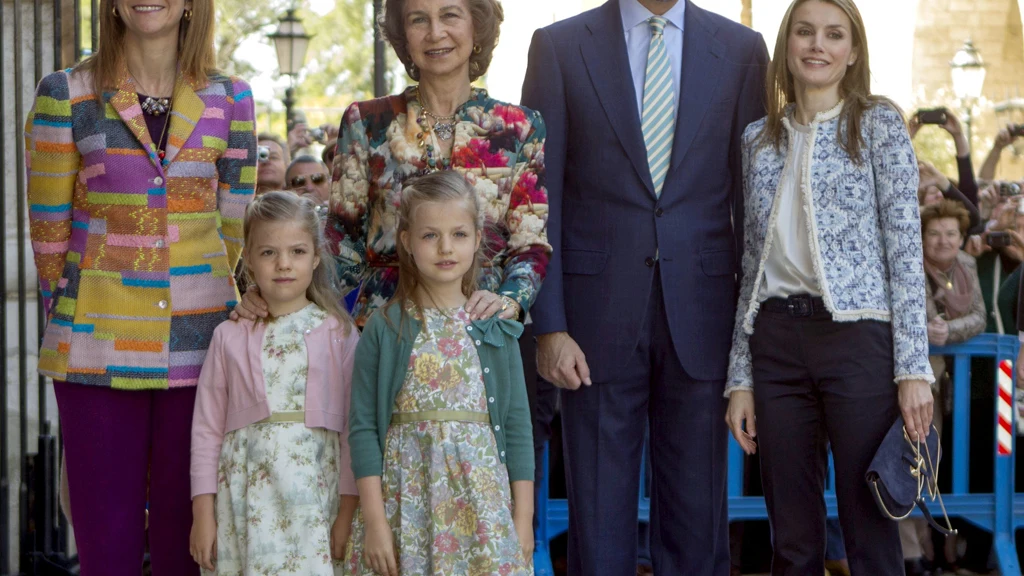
[{"xmin": 865, "ymin": 417, "xmax": 956, "ymax": 536}]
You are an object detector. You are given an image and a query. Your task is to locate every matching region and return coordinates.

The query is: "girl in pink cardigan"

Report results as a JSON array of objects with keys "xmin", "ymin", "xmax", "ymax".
[{"xmin": 189, "ymin": 192, "xmax": 359, "ymax": 575}]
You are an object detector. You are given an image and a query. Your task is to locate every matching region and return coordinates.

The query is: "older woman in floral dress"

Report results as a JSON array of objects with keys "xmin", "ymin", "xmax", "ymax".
[
  {"xmin": 328, "ymin": 0, "xmax": 548, "ymax": 327},
  {"xmin": 235, "ymin": 0, "xmax": 548, "ymax": 327}
]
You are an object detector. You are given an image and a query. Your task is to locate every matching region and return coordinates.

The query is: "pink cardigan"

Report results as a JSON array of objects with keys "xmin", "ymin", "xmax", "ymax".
[{"xmin": 190, "ymin": 314, "xmax": 359, "ymax": 498}]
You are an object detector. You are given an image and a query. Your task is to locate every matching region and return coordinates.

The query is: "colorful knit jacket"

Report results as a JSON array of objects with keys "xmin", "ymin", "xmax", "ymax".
[{"xmin": 25, "ymin": 66, "xmax": 256, "ymax": 389}]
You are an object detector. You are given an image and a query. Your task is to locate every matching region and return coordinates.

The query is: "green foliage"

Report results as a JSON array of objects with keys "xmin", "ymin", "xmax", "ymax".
[
  {"xmin": 214, "ymin": 0, "xmax": 295, "ymax": 78},
  {"xmin": 299, "ymin": 0, "xmax": 396, "ymax": 104}
]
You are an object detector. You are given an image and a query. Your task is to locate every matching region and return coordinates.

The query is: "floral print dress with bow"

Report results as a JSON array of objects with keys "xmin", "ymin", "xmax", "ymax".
[
  {"xmin": 209, "ymin": 304, "xmax": 343, "ymax": 576},
  {"xmin": 343, "ymin": 306, "xmax": 531, "ymax": 575}
]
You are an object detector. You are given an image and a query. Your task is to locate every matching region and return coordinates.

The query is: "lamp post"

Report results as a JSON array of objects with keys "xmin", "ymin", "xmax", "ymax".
[
  {"xmin": 269, "ymin": 8, "xmax": 312, "ymax": 130},
  {"xmin": 373, "ymin": 0, "xmax": 386, "ymax": 97},
  {"xmin": 949, "ymin": 39, "xmax": 986, "ymax": 150}
]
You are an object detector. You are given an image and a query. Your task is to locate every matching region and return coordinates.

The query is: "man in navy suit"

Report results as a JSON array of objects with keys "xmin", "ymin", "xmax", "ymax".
[{"xmin": 522, "ymin": 1, "xmax": 768, "ymax": 573}]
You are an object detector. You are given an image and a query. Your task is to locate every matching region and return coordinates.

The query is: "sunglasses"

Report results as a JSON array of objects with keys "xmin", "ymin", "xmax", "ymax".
[{"xmin": 289, "ymin": 173, "xmax": 328, "ymax": 188}]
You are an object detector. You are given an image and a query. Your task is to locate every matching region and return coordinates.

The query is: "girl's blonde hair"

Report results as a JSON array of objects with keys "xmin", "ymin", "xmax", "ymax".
[
  {"xmin": 757, "ymin": 0, "xmax": 900, "ymax": 162},
  {"xmin": 242, "ymin": 191, "xmax": 352, "ymax": 332},
  {"xmin": 386, "ymin": 171, "xmax": 485, "ymax": 332},
  {"xmin": 79, "ymin": 0, "xmax": 218, "ymax": 98}
]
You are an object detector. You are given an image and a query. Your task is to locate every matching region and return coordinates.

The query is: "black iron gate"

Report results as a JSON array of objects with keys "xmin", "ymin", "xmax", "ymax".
[{"xmin": 2, "ymin": 1, "xmax": 94, "ymax": 574}]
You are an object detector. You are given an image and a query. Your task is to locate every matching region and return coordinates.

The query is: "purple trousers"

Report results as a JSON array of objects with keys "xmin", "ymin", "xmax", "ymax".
[{"xmin": 54, "ymin": 381, "xmax": 199, "ymax": 576}]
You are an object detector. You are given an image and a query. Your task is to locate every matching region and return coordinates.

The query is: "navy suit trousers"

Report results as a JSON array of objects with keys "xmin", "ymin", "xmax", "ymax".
[{"xmin": 561, "ymin": 268, "xmax": 731, "ymax": 575}]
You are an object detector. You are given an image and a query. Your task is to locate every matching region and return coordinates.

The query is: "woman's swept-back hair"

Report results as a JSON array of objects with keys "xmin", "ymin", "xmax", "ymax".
[
  {"xmin": 79, "ymin": 0, "xmax": 218, "ymax": 97},
  {"xmin": 241, "ymin": 191, "xmax": 352, "ymax": 331},
  {"xmin": 379, "ymin": 0, "xmax": 503, "ymax": 82},
  {"xmin": 385, "ymin": 170, "xmax": 484, "ymax": 333},
  {"xmin": 757, "ymin": 0, "xmax": 900, "ymax": 162}
]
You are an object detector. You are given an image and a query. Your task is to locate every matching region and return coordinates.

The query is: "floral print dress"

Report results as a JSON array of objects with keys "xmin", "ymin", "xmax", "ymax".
[
  {"xmin": 208, "ymin": 304, "xmax": 343, "ymax": 576},
  {"xmin": 343, "ymin": 307, "xmax": 531, "ymax": 575}
]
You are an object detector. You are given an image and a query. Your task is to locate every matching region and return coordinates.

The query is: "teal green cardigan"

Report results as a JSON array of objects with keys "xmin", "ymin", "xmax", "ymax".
[{"xmin": 348, "ymin": 304, "xmax": 535, "ymax": 482}]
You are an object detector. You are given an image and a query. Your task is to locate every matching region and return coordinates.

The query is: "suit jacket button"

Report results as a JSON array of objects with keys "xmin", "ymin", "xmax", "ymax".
[
  {"xmin": 655, "ymin": 208, "xmax": 664, "ymax": 217},
  {"xmin": 645, "ymin": 257, "xmax": 655, "ymax": 267}
]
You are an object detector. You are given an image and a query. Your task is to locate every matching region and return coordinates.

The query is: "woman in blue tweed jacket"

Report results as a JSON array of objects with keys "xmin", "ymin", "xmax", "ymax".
[{"xmin": 724, "ymin": 1, "xmax": 933, "ymax": 574}]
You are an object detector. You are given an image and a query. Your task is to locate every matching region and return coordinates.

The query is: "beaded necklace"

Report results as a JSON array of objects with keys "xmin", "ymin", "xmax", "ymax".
[{"xmin": 414, "ymin": 86, "xmax": 464, "ymax": 173}]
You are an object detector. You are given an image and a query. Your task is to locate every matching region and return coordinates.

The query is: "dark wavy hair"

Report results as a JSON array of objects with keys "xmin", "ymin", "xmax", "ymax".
[{"xmin": 379, "ymin": 0, "xmax": 503, "ymax": 82}]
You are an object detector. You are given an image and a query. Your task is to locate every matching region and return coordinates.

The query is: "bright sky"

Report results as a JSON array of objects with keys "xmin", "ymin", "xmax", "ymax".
[
  {"xmin": 486, "ymin": 0, "xmax": 920, "ymax": 108},
  {"xmin": 243, "ymin": 0, "xmax": 925, "ymax": 122}
]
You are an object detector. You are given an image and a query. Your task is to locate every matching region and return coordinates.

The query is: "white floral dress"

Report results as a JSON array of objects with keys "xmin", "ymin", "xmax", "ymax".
[
  {"xmin": 343, "ymin": 306, "xmax": 531, "ymax": 575},
  {"xmin": 207, "ymin": 304, "xmax": 343, "ymax": 576}
]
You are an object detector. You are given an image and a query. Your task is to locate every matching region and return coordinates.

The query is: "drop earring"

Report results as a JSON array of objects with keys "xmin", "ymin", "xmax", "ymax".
[{"xmin": 184, "ymin": 8, "xmax": 192, "ymax": 22}]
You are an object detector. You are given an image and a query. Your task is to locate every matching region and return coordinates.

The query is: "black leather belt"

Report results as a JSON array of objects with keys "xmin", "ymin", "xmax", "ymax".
[{"xmin": 761, "ymin": 294, "xmax": 827, "ymax": 317}]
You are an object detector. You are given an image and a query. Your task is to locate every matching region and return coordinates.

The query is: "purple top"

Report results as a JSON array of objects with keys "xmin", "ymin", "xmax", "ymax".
[{"xmin": 137, "ymin": 94, "xmax": 171, "ymax": 155}]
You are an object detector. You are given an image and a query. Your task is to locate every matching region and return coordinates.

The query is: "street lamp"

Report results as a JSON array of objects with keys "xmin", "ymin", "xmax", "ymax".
[
  {"xmin": 269, "ymin": 8, "xmax": 312, "ymax": 129},
  {"xmin": 949, "ymin": 39, "xmax": 986, "ymax": 149}
]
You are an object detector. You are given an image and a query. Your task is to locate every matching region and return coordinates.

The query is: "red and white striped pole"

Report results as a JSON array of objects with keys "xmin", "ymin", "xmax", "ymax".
[{"xmin": 997, "ymin": 360, "xmax": 1014, "ymax": 456}]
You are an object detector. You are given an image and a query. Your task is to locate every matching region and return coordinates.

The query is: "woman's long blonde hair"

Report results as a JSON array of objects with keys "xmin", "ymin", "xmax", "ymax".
[
  {"xmin": 78, "ymin": 0, "xmax": 218, "ymax": 97},
  {"xmin": 241, "ymin": 191, "xmax": 352, "ymax": 332},
  {"xmin": 757, "ymin": 0, "xmax": 900, "ymax": 162},
  {"xmin": 385, "ymin": 171, "xmax": 484, "ymax": 335}
]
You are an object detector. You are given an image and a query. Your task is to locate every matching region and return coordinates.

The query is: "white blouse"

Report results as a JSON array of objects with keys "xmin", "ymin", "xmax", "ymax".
[{"xmin": 759, "ymin": 121, "xmax": 821, "ymax": 300}]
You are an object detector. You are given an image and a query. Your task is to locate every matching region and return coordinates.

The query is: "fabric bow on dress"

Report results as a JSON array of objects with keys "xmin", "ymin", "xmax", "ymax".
[{"xmin": 470, "ymin": 316, "xmax": 524, "ymax": 347}]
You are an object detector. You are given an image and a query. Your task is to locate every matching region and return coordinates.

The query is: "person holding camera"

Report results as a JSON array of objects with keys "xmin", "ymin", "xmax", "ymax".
[
  {"xmin": 906, "ymin": 199, "xmax": 986, "ymax": 576},
  {"xmin": 980, "ymin": 123, "xmax": 1024, "ymax": 182},
  {"xmin": 918, "ymin": 159, "xmax": 980, "ymax": 232},
  {"xmin": 256, "ymin": 132, "xmax": 289, "ymax": 196},
  {"xmin": 909, "ymin": 107, "xmax": 979, "ymax": 205},
  {"xmin": 287, "ymin": 115, "xmax": 339, "ymax": 160}
]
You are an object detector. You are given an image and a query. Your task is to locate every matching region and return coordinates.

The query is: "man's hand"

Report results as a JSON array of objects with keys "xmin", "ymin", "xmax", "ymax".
[
  {"xmin": 288, "ymin": 122, "xmax": 313, "ymax": 156},
  {"xmin": 918, "ymin": 160, "xmax": 951, "ymax": 193},
  {"xmin": 995, "ymin": 125, "xmax": 1016, "ymax": 151},
  {"xmin": 536, "ymin": 331, "xmax": 591, "ymax": 390}
]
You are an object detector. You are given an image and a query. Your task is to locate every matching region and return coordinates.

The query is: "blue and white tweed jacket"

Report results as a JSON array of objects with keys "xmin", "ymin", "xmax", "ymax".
[{"xmin": 726, "ymin": 100, "xmax": 934, "ymax": 395}]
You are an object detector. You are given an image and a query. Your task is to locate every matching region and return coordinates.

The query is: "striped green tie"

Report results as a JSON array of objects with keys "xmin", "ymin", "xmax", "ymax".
[{"xmin": 641, "ymin": 16, "xmax": 675, "ymax": 197}]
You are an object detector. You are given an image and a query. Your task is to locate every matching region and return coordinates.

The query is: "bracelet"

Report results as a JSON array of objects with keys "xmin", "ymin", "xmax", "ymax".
[{"xmin": 500, "ymin": 295, "xmax": 520, "ymax": 315}]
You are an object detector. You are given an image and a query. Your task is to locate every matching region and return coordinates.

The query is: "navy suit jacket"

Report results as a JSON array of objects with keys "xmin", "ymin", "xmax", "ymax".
[{"xmin": 522, "ymin": 0, "xmax": 768, "ymax": 383}]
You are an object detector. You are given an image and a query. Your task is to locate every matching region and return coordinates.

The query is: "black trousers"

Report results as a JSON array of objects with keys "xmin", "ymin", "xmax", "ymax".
[
  {"xmin": 562, "ymin": 270, "xmax": 730, "ymax": 575},
  {"xmin": 750, "ymin": 304, "xmax": 903, "ymax": 576}
]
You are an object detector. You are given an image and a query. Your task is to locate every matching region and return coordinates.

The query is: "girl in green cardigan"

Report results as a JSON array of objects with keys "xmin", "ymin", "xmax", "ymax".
[{"xmin": 342, "ymin": 171, "xmax": 534, "ymax": 575}]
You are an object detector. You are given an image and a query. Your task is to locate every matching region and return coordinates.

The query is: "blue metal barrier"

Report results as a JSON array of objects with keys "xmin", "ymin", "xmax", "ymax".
[{"xmin": 534, "ymin": 334, "xmax": 1022, "ymax": 576}]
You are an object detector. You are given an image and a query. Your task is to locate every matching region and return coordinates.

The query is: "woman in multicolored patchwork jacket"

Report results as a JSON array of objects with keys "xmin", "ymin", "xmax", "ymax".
[
  {"xmin": 25, "ymin": 1, "xmax": 255, "ymax": 573},
  {"xmin": 723, "ymin": 0, "xmax": 933, "ymax": 574}
]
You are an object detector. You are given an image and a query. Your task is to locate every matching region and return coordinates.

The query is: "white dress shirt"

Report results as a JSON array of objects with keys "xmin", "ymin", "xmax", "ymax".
[{"xmin": 620, "ymin": 0, "xmax": 684, "ymax": 118}]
